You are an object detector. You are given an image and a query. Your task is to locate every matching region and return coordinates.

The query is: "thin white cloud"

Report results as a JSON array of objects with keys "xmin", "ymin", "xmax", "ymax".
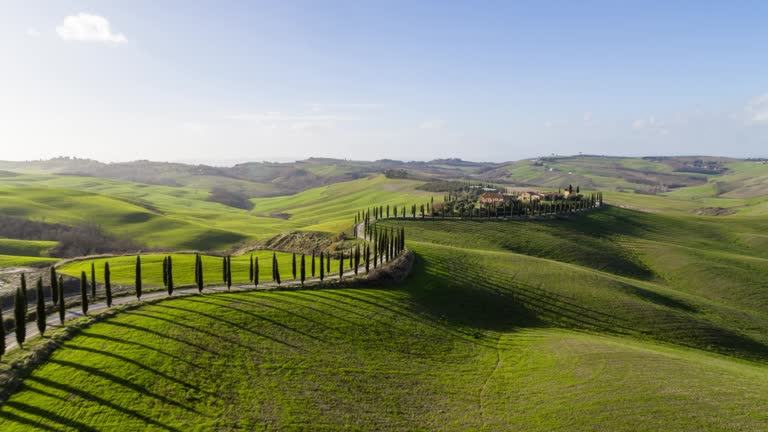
[
  {"xmin": 582, "ymin": 111, "xmax": 593, "ymax": 122},
  {"xmin": 744, "ymin": 94, "xmax": 768, "ymax": 125},
  {"xmin": 304, "ymin": 102, "xmax": 383, "ymax": 113},
  {"xmin": 419, "ymin": 119, "xmax": 444, "ymax": 130},
  {"xmin": 632, "ymin": 116, "xmax": 657, "ymax": 130},
  {"xmin": 26, "ymin": 28, "xmax": 41, "ymax": 37},
  {"xmin": 56, "ymin": 13, "xmax": 127, "ymax": 44},
  {"xmin": 226, "ymin": 111, "xmax": 349, "ymax": 132}
]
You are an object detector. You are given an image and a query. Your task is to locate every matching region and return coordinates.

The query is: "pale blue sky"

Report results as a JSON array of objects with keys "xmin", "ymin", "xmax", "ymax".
[{"xmin": 1, "ymin": 1, "xmax": 767, "ymax": 164}]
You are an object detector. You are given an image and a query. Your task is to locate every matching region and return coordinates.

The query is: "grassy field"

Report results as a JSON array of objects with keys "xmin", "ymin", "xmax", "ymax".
[
  {"xmin": 1, "ymin": 207, "xmax": 768, "ymax": 429},
  {"xmin": 57, "ymin": 251, "xmax": 345, "ymax": 287},
  {"xmin": 1, "ymin": 279, "xmax": 767, "ymax": 430},
  {"xmin": 0, "ymin": 254, "xmax": 58, "ymax": 268},
  {"xmin": 0, "ymin": 239, "xmax": 57, "ymax": 258}
]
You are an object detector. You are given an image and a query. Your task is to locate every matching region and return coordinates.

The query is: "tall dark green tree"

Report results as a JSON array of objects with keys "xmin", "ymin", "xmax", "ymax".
[
  {"xmin": 354, "ymin": 245, "xmax": 360, "ymax": 275},
  {"xmin": 338, "ymin": 251, "xmax": 344, "ymax": 280},
  {"xmin": 105, "ymin": 262, "xmax": 113, "ymax": 307},
  {"xmin": 50, "ymin": 266, "xmax": 58, "ymax": 306},
  {"xmin": 326, "ymin": 252, "xmax": 331, "ymax": 273},
  {"xmin": 194, "ymin": 253, "xmax": 200, "ymax": 288},
  {"xmin": 365, "ymin": 245, "xmax": 370, "ymax": 273},
  {"xmin": 275, "ymin": 256, "xmax": 281, "ymax": 285},
  {"xmin": 167, "ymin": 256, "xmax": 174, "ymax": 295},
  {"xmin": 300, "ymin": 254, "xmax": 306, "ymax": 286},
  {"xmin": 80, "ymin": 271, "xmax": 88, "ymax": 315},
  {"xmin": 36, "ymin": 277, "xmax": 46, "ymax": 337},
  {"xmin": 14, "ymin": 277, "xmax": 26, "ymax": 348},
  {"xmin": 226, "ymin": 256, "xmax": 232, "ymax": 290},
  {"xmin": 292, "ymin": 253, "xmax": 297, "ymax": 280},
  {"xmin": 162, "ymin": 256, "xmax": 169, "ymax": 288},
  {"xmin": 196, "ymin": 253, "xmax": 204, "ymax": 292},
  {"xmin": 319, "ymin": 251, "xmax": 325, "ymax": 281},
  {"xmin": 249, "ymin": 254, "xmax": 254, "ymax": 282},
  {"xmin": 311, "ymin": 251, "xmax": 316, "ymax": 277},
  {"xmin": 58, "ymin": 276, "xmax": 65, "ymax": 324},
  {"xmin": 135, "ymin": 255, "xmax": 142, "ymax": 299},
  {"xmin": 254, "ymin": 257, "xmax": 259, "ymax": 287},
  {"xmin": 90, "ymin": 262, "xmax": 96, "ymax": 300}
]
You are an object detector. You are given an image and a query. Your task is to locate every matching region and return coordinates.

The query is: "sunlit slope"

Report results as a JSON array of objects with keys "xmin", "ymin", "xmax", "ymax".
[
  {"xmin": 0, "ymin": 187, "xmax": 250, "ymax": 250},
  {"xmin": 251, "ymin": 175, "xmax": 436, "ymax": 232},
  {"xmin": 0, "ymin": 239, "xmax": 57, "ymax": 257},
  {"xmin": 0, "ymin": 174, "xmax": 299, "ymax": 247},
  {"xmin": 381, "ymin": 207, "xmax": 768, "ymax": 360},
  {"xmin": 1, "ymin": 289, "xmax": 766, "ymax": 431}
]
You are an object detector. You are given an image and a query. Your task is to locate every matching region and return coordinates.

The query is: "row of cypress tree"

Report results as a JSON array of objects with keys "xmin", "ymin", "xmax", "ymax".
[
  {"xmin": 355, "ymin": 192, "xmax": 603, "ymax": 232},
  {"xmin": 2, "ymin": 237, "xmax": 410, "ymax": 360}
]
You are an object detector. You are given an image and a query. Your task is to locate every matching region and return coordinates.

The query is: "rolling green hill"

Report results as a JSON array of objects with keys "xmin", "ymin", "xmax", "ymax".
[
  {"xmin": 0, "ymin": 239, "xmax": 57, "ymax": 258},
  {"xmin": 0, "ymin": 173, "xmax": 435, "ymax": 252},
  {"xmin": 2, "ymin": 211, "xmax": 768, "ymax": 429}
]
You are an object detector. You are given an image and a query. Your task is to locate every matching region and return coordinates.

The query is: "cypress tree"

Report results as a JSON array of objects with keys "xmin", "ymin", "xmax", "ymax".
[
  {"xmin": 36, "ymin": 277, "xmax": 46, "ymax": 336},
  {"xmin": 14, "ymin": 278, "xmax": 26, "ymax": 348},
  {"xmin": 90, "ymin": 262, "xmax": 96, "ymax": 300},
  {"xmin": 311, "ymin": 251, "xmax": 316, "ymax": 277},
  {"xmin": 249, "ymin": 254, "xmax": 254, "ymax": 282},
  {"xmin": 0, "ymin": 304, "xmax": 5, "ymax": 360},
  {"xmin": 272, "ymin": 253, "xmax": 282, "ymax": 285},
  {"xmin": 162, "ymin": 256, "xmax": 169, "ymax": 288},
  {"xmin": 354, "ymin": 245, "xmax": 360, "ymax": 275},
  {"xmin": 326, "ymin": 251, "xmax": 331, "ymax": 273},
  {"xmin": 135, "ymin": 255, "xmax": 142, "ymax": 300},
  {"xmin": 275, "ymin": 256, "xmax": 281, "ymax": 285},
  {"xmin": 365, "ymin": 245, "xmax": 370, "ymax": 272},
  {"xmin": 292, "ymin": 253, "xmax": 297, "ymax": 280},
  {"xmin": 320, "ymin": 251, "xmax": 325, "ymax": 281},
  {"xmin": 300, "ymin": 254, "xmax": 306, "ymax": 286},
  {"xmin": 226, "ymin": 256, "xmax": 232, "ymax": 290},
  {"xmin": 194, "ymin": 253, "xmax": 200, "ymax": 287},
  {"xmin": 80, "ymin": 271, "xmax": 88, "ymax": 315},
  {"xmin": 105, "ymin": 262, "xmax": 112, "ymax": 307},
  {"xmin": 50, "ymin": 266, "xmax": 58, "ymax": 306},
  {"xmin": 197, "ymin": 254, "xmax": 204, "ymax": 292},
  {"xmin": 254, "ymin": 257, "xmax": 260, "ymax": 287},
  {"xmin": 339, "ymin": 251, "xmax": 343, "ymax": 280},
  {"xmin": 58, "ymin": 276, "xmax": 65, "ymax": 324},
  {"xmin": 373, "ymin": 243, "xmax": 378, "ymax": 269},
  {"xmin": 167, "ymin": 256, "xmax": 174, "ymax": 295}
]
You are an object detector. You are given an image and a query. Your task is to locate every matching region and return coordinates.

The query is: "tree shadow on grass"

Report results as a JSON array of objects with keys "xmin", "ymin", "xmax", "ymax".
[
  {"xmin": 101, "ymin": 319, "xmax": 215, "ymax": 354},
  {"xmin": 64, "ymin": 345, "xmax": 208, "ymax": 394},
  {"xmin": 295, "ymin": 289, "xmax": 502, "ymax": 349},
  {"xmin": 150, "ymin": 303, "xmax": 304, "ymax": 351},
  {"xmin": 48, "ymin": 358, "xmax": 201, "ymax": 414},
  {"xmin": 22, "ymin": 376, "xmax": 186, "ymax": 432},
  {"xmin": 0, "ymin": 401, "xmax": 96, "ymax": 432},
  {"xmin": 190, "ymin": 296, "xmax": 330, "ymax": 344},
  {"xmin": 77, "ymin": 332, "xmax": 202, "ymax": 369}
]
